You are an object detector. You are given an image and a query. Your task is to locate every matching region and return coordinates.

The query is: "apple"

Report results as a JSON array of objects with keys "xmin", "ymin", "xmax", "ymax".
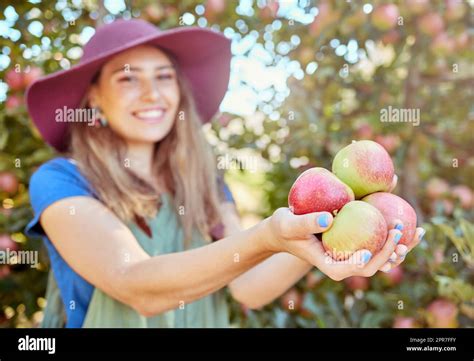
[
  {"xmin": 375, "ymin": 134, "xmax": 400, "ymax": 154},
  {"xmin": 0, "ymin": 266, "xmax": 11, "ymax": 279},
  {"xmin": 5, "ymin": 69, "xmax": 24, "ymax": 91},
  {"xmin": 309, "ymin": 1, "xmax": 340, "ymax": 36},
  {"xmin": 205, "ymin": 0, "xmax": 226, "ymax": 20},
  {"xmin": 306, "ymin": 271, "xmax": 323, "ymax": 289},
  {"xmin": 445, "ymin": 0, "xmax": 466, "ymax": 21},
  {"xmin": 380, "ymin": 265, "xmax": 404, "ymax": 286},
  {"xmin": 426, "ymin": 299, "xmax": 458, "ymax": 328},
  {"xmin": 299, "ymin": 46, "xmax": 314, "ymax": 65},
  {"xmin": 216, "ymin": 113, "xmax": 232, "ymax": 127},
  {"xmin": 431, "ymin": 33, "xmax": 456, "ymax": 55},
  {"xmin": 322, "ymin": 201, "xmax": 388, "ymax": 261},
  {"xmin": 332, "ymin": 140, "xmax": 395, "ymax": 199},
  {"xmin": 393, "ymin": 316, "xmax": 420, "ymax": 328},
  {"xmin": 259, "ymin": 0, "xmax": 279, "ymax": 21},
  {"xmin": 451, "ymin": 185, "xmax": 473, "ymax": 209},
  {"xmin": 426, "ymin": 178, "xmax": 449, "ymax": 199},
  {"xmin": 372, "ymin": 4, "xmax": 399, "ymax": 31},
  {"xmin": 418, "ymin": 13, "xmax": 444, "ymax": 36},
  {"xmin": 280, "ymin": 288, "xmax": 303, "ymax": 312},
  {"xmin": 455, "ymin": 31, "xmax": 470, "ymax": 51},
  {"xmin": 344, "ymin": 276, "xmax": 369, "ymax": 291},
  {"xmin": 23, "ymin": 66, "xmax": 43, "ymax": 88},
  {"xmin": 0, "ymin": 234, "xmax": 18, "ymax": 251},
  {"xmin": 362, "ymin": 192, "xmax": 417, "ymax": 246},
  {"xmin": 0, "ymin": 172, "xmax": 19, "ymax": 194},
  {"xmin": 405, "ymin": 0, "xmax": 429, "ymax": 15},
  {"xmin": 5, "ymin": 95, "xmax": 23, "ymax": 111},
  {"xmin": 288, "ymin": 167, "xmax": 354, "ymax": 216},
  {"xmin": 381, "ymin": 29, "xmax": 401, "ymax": 45},
  {"xmin": 355, "ymin": 124, "xmax": 373, "ymax": 139}
]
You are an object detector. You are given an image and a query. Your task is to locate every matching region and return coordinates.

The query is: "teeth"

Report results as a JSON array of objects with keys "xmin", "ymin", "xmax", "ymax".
[{"xmin": 135, "ymin": 109, "xmax": 164, "ymax": 118}]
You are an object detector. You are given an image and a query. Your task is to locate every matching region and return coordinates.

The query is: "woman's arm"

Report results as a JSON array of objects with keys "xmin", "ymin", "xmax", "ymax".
[
  {"xmin": 221, "ymin": 202, "xmax": 313, "ymax": 309},
  {"xmin": 39, "ymin": 196, "xmax": 331, "ymax": 317}
]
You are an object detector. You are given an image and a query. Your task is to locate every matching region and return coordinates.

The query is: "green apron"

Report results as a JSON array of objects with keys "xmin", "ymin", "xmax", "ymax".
[{"xmin": 41, "ymin": 193, "xmax": 230, "ymax": 328}]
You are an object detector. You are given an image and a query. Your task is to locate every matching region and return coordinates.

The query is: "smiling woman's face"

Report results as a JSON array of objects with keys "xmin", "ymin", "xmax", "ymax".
[{"xmin": 88, "ymin": 45, "xmax": 180, "ymax": 145}]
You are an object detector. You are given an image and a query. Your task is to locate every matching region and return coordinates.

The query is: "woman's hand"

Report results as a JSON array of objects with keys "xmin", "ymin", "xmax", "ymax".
[
  {"xmin": 379, "ymin": 227, "xmax": 425, "ymax": 272},
  {"xmin": 265, "ymin": 208, "xmax": 411, "ymax": 281}
]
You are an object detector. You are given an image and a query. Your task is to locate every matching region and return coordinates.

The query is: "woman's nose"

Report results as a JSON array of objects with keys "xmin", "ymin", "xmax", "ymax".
[{"xmin": 141, "ymin": 79, "xmax": 162, "ymax": 102}]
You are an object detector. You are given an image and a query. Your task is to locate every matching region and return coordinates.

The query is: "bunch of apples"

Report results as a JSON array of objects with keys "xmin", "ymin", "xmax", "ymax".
[{"xmin": 288, "ymin": 140, "xmax": 417, "ymax": 261}]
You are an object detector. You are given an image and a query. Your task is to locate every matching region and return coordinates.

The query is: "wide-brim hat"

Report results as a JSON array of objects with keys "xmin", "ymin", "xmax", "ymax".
[{"xmin": 25, "ymin": 19, "xmax": 231, "ymax": 152}]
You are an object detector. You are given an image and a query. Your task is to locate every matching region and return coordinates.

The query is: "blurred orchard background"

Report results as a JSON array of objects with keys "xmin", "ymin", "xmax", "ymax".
[{"xmin": 0, "ymin": 0, "xmax": 473, "ymax": 328}]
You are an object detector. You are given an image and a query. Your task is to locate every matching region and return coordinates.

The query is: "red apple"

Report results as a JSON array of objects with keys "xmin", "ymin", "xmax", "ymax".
[
  {"xmin": 455, "ymin": 31, "xmax": 470, "ymax": 51},
  {"xmin": 332, "ymin": 140, "xmax": 395, "ymax": 199},
  {"xmin": 381, "ymin": 29, "xmax": 401, "ymax": 45},
  {"xmin": 372, "ymin": 4, "xmax": 399, "ymax": 31},
  {"xmin": 375, "ymin": 134, "xmax": 400, "ymax": 154},
  {"xmin": 23, "ymin": 66, "xmax": 43, "ymax": 88},
  {"xmin": 445, "ymin": 0, "xmax": 466, "ymax": 21},
  {"xmin": 451, "ymin": 185, "xmax": 473, "ymax": 209},
  {"xmin": 306, "ymin": 271, "xmax": 323, "ymax": 288},
  {"xmin": 145, "ymin": 4, "xmax": 165, "ymax": 22},
  {"xmin": 216, "ymin": 113, "xmax": 232, "ymax": 127},
  {"xmin": 393, "ymin": 316, "xmax": 420, "ymax": 328},
  {"xmin": 418, "ymin": 13, "xmax": 444, "ymax": 36},
  {"xmin": 355, "ymin": 124, "xmax": 374, "ymax": 139},
  {"xmin": 299, "ymin": 46, "xmax": 314, "ymax": 65},
  {"xmin": 205, "ymin": 0, "xmax": 226, "ymax": 20},
  {"xmin": 280, "ymin": 288, "xmax": 303, "ymax": 312},
  {"xmin": 322, "ymin": 201, "xmax": 388, "ymax": 261},
  {"xmin": 0, "ymin": 234, "xmax": 18, "ymax": 251},
  {"xmin": 362, "ymin": 192, "xmax": 417, "ymax": 246},
  {"xmin": 431, "ymin": 33, "xmax": 456, "ymax": 55},
  {"xmin": 0, "ymin": 172, "xmax": 19, "ymax": 194},
  {"xmin": 0, "ymin": 266, "xmax": 11, "ymax": 279},
  {"xmin": 5, "ymin": 95, "xmax": 23, "ymax": 111},
  {"xmin": 309, "ymin": 1, "xmax": 340, "ymax": 36},
  {"xmin": 288, "ymin": 167, "xmax": 354, "ymax": 216},
  {"xmin": 405, "ymin": 0, "xmax": 429, "ymax": 15},
  {"xmin": 5, "ymin": 69, "xmax": 24, "ymax": 91},
  {"xmin": 260, "ymin": 0, "xmax": 279, "ymax": 21},
  {"xmin": 380, "ymin": 265, "xmax": 404, "ymax": 286},
  {"xmin": 345, "ymin": 276, "xmax": 369, "ymax": 291},
  {"xmin": 426, "ymin": 299, "xmax": 459, "ymax": 328},
  {"xmin": 426, "ymin": 178, "xmax": 449, "ymax": 199}
]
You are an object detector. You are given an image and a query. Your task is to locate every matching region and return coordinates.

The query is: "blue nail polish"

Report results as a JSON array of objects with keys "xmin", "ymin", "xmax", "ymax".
[
  {"xmin": 395, "ymin": 223, "xmax": 404, "ymax": 231},
  {"xmin": 318, "ymin": 214, "xmax": 329, "ymax": 228},
  {"xmin": 362, "ymin": 252, "xmax": 372, "ymax": 264},
  {"xmin": 419, "ymin": 229, "xmax": 426, "ymax": 240},
  {"xmin": 394, "ymin": 233, "xmax": 402, "ymax": 244}
]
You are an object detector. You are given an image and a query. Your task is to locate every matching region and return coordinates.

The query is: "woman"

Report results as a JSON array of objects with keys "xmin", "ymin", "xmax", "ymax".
[{"xmin": 25, "ymin": 19, "xmax": 424, "ymax": 328}]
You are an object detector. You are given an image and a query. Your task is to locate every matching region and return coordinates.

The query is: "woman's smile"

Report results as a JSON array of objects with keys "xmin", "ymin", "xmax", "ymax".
[{"xmin": 131, "ymin": 106, "xmax": 167, "ymax": 124}]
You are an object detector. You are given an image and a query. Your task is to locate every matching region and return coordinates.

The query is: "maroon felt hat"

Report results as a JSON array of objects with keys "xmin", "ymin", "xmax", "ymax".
[{"xmin": 25, "ymin": 19, "xmax": 231, "ymax": 152}]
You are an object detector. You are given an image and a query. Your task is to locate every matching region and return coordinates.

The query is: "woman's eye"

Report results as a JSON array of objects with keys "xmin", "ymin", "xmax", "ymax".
[
  {"xmin": 118, "ymin": 76, "xmax": 136, "ymax": 82},
  {"xmin": 157, "ymin": 74, "xmax": 174, "ymax": 80}
]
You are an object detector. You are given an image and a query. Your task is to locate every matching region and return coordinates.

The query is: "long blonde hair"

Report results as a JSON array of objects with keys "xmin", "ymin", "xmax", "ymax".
[{"xmin": 66, "ymin": 50, "xmax": 224, "ymax": 244}]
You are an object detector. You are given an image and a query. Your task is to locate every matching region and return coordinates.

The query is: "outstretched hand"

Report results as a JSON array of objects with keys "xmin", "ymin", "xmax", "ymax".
[{"xmin": 266, "ymin": 206, "xmax": 424, "ymax": 281}]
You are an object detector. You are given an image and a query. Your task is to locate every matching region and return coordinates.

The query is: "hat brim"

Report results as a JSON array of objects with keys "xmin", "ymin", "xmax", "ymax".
[{"xmin": 26, "ymin": 27, "xmax": 231, "ymax": 152}]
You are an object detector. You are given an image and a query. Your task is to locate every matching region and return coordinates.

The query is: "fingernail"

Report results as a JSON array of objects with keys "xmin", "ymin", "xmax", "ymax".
[
  {"xmin": 362, "ymin": 252, "xmax": 372, "ymax": 264},
  {"xmin": 318, "ymin": 214, "xmax": 329, "ymax": 228},
  {"xmin": 395, "ymin": 223, "xmax": 404, "ymax": 231},
  {"xmin": 419, "ymin": 229, "xmax": 426, "ymax": 240},
  {"xmin": 394, "ymin": 232, "xmax": 402, "ymax": 244}
]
